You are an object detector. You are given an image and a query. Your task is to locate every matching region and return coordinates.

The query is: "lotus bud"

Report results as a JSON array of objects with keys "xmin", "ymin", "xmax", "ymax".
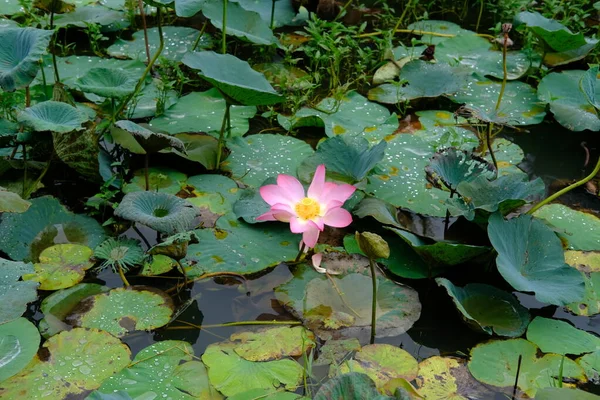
[{"xmin": 355, "ymin": 231, "xmax": 390, "ymax": 260}]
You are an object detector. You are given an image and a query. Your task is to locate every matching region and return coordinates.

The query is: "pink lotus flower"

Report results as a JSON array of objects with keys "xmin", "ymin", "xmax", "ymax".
[{"xmin": 257, "ymin": 164, "xmax": 356, "ymax": 248}]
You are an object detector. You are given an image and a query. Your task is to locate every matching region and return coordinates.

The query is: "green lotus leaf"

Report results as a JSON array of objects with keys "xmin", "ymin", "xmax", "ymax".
[
  {"xmin": 314, "ymin": 372, "xmax": 394, "ymax": 400},
  {"xmin": 0, "ymin": 328, "xmax": 131, "ymax": 398},
  {"xmin": 94, "ymin": 237, "xmax": 145, "ymax": 273},
  {"xmin": 280, "ymin": 91, "xmax": 393, "ymax": 137},
  {"xmin": 201, "ymin": 0, "xmax": 278, "ymax": 45},
  {"xmin": 425, "ymin": 147, "xmax": 494, "ymax": 192},
  {"xmin": 183, "ymin": 175, "xmax": 240, "ymax": 224},
  {"xmin": 0, "ymin": 188, "xmax": 30, "ymax": 213},
  {"xmin": 487, "ymin": 213, "xmax": 585, "ymax": 306},
  {"xmin": 223, "ymin": 133, "xmax": 314, "ymax": 188},
  {"xmin": 297, "ymin": 136, "xmax": 386, "ymax": 184},
  {"xmin": 148, "ymin": 231, "xmax": 199, "ymax": 260},
  {"xmin": 30, "ymin": 243, "xmax": 94, "ymax": 290},
  {"xmin": 313, "ymin": 338, "xmax": 361, "ymax": 367},
  {"xmin": 38, "ymin": 283, "xmax": 110, "ymax": 338},
  {"xmin": 66, "ymin": 286, "xmax": 174, "ymax": 337},
  {"xmin": 182, "ymin": 51, "xmax": 283, "ymax": 106},
  {"xmin": 468, "ymin": 338, "xmax": 586, "ymax": 397},
  {"xmin": 33, "ymin": 0, "xmax": 75, "ymax": 13},
  {"xmin": 0, "ymin": 317, "xmax": 40, "ymax": 383},
  {"xmin": 338, "ymin": 344, "xmax": 419, "ymax": 390},
  {"xmin": 578, "ymin": 350, "xmax": 600, "ymax": 383},
  {"xmin": 98, "ymin": 340, "xmax": 221, "ymax": 399},
  {"xmin": 127, "ymin": 78, "xmax": 178, "ymax": 119},
  {"xmin": 87, "ymin": 391, "xmax": 134, "ymax": 400},
  {"xmin": 232, "ymin": 180, "xmax": 273, "ymax": 224},
  {"xmin": 387, "ymin": 227, "xmax": 490, "ymax": 267},
  {"xmin": 412, "ymin": 110, "xmax": 479, "ymax": 151},
  {"xmin": 536, "ymin": 387, "xmax": 600, "ymax": 400},
  {"xmin": 232, "ymin": 0, "xmax": 299, "ymax": 28},
  {"xmin": 175, "ymin": 0, "xmax": 206, "ymax": 17},
  {"xmin": 274, "ymin": 264, "xmax": 421, "ymax": 341},
  {"xmin": 229, "ymin": 389, "xmax": 306, "ymax": 400},
  {"xmin": 52, "ymin": 126, "xmax": 101, "ymax": 181},
  {"xmin": 184, "ymin": 213, "xmax": 299, "ymax": 277},
  {"xmin": 526, "ymin": 316, "xmax": 600, "ymax": 356},
  {"xmin": 116, "ymin": 191, "xmax": 200, "ymax": 234},
  {"xmin": 514, "ymin": 11, "xmax": 586, "ymax": 52},
  {"xmin": 436, "ymin": 278, "xmax": 529, "ymax": 337},
  {"xmin": 140, "ymin": 254, "xmax": 177, "ymax": 276},
  {"xmin": 533, "ymin": 204, "xmax": 600, "ymax": 251},
  {"xmin": 202, "ymin": 341, "xmax": 303, "ymax": 397},
  {"xmin": 149, "ymin": 88, "xmax": 256, "ymax": 136},
  {"xmin": 538, "ymin": 69, "xmax": 600, "ymax": 132},
  {"xmin": 0, "ymin": 196, "xmax": 107, "ymax": 262},
  {"xmin": 108, "ymin": 26, "xmax": 212, "ymax": 64},
  {"xmin": 112, "ymin": 120, "xmax": 186, "ymax": 155},
  {"xmin": 565, "ymin": 251, "xmax": 600, "ymax": 316},
  {"xmin": 53, "ymin": 6, "xmax": 129, "ymax": 31},
  {"xmin": 0, "ymin": 28, "xmax": 53, "ymax": 91},
  {"xmin": 172, "ymin": 133, "xmax": 220, "ymax": 170},
  {"xmin": 1, "ymin": 1, "xmax": 26, "ymax": 16},
  {"xmin": 229, "ymin": 326, "xmax": 315, "ymax": 362},
  {"xmin": 406, "ymin": 20, "xmax": 466, "ymax": 44},
  {"xmin": 18, "ymin": 101, "xmax": 87, "ymax": 133},
  {"xmin": 75, "ymin": 67, "xmax": 138, "ymax": 98},
  {"xmin": 123, "ymin": 166, "xmax": 187, "ymax": 194},
  {"xmin": 368, "ymin": 61, "xmax": 468, "ymax": 104},
  {"xmin": 544, "ymin": 38, "xmax": 599, "ymax": 67},
  {"xmin": 0, "ymin": 258, "xmax": 38, "ymax": 324}
]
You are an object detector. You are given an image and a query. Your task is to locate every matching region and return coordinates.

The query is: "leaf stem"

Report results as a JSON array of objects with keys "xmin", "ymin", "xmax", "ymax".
[
  {"xmin": 222, "ymin": 0, "xmax": 227, "ymax": 54},
  {"xmin": 117, "ymin": 264, "xmax": 131, "ymax": 286},
  {"xmin": 527, "ymin": 154, "xmax": 600, "ymax": 215},
  {"xmin": 495, "ymin": 30, "xmax": 509, "ymax": 112},
  {"xmin": 191, "ymin": 20, "xmax": 208, "ymax": 51},
  {"xmin": 369, "ymin": 258, "xmax": 377, "ymax": 344},
  {"xmin": 215, "ymin": 102, "xmax": 230, "ymax": 170},
  {"xmin": 270, "ymin": 0, "xmax": 276, "ymax": 30},
  {"xmin": 137, "ymin": 0, "xmax": 151, "ymax": 64},
  {"xmin": 475, "ymin": 0, "xmax": 484, "ymax": 32}
]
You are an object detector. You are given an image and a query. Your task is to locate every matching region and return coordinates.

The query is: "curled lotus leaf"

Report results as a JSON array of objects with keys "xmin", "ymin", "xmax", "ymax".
[
  {"xmin": 115, "ymin": 191, "xmax": 201, "ymax": 234},
  {"xmin": 18, "ymin": 101, "xmax": 87, "ymax": 133},
  {"xmin": 148, "ymin": 231, "xmax": 199, "ymax": 260},
  {"xmin": 75, "ymin": 67, "xmax": 138, "ymax": 98},
  {"xmin": 112, "ymin": 120, "xmax": 186, "ymax": 154},
  {"xmin": 425, "ymin": 147, "xmax": 495, "ymax": 192}
]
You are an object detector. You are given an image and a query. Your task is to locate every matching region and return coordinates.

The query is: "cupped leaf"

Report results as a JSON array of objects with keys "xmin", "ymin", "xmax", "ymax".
[
  {"xmin": 53, "ymin": 6, "xmax": 129, "ymax": 31},
  {"xmin": 66, "ymin": 287, "xmax": 174, "ymax": 337},
  {"xmin": 514, "ymin": 11, "xmax": 586, "ymax": 52},
  {"xmin": 18, "ymin": 101, "xmax": 87, "ymax": 133},
  {"xmin": 175, "ymin": 0, "xmax": 206, "ymax": 17},
  {"xmin": 30, "ymin": 243, "xmax": 94, "ymax": 290},
  {"xmin": 533, "ymin": 204, "xmax": 600, "ymax": 251},
  {"xmin": 526, "ymin": 316, "xmax": 600, "ymax": 356},
  {"xmin": 112, "ymin": 120, "xmax": 185, "ymax": 154},
  {"xmin": 98, "ymin": 340, "xmax": 221, "ymax": 399},
  {"xmin": 436, "ymin": 278, "xmax": 529, "ymax": 337},
  {"xmin": 314, "ymin": 372, "xmax": 394, "ymax": 400},
  {"xmin": 544, "ymin": 38, "xmax": 599, "ymax": 67},
  {"xmin": 487, "ymin": 213, "xmax": 585, "ymax": 306},
  {"xmin": 75, "ymin": 67, "xmax": 138, "ymax": 98},
  {"xmin": 0, "ymin": 258, "xmax": 39, "ymax": 324},
  {"xmin": 0, "ymin": 196, "xmax": 107, "ymax": 262},
  {"xmin": 172, "ymin": 132, "xmax": 220, "ymax": 169},
  {"xmin": 115, "ymin": 191, "xmax": 201, "ymax": 234},
  {"xmin": 149, "ymin": 88, "xmax": 256, "ymax": 136},
  {"xmin": 202, "ymin": 341, "xmax": 303, "ymax": 397},
  {"xmin": 0, "ymin": 328, "xmax": 131, "ymax": 398},
  {"xmin": 468, "ymin": 338, "xmax": 586, "ymax": 397},
  {"xmin": 232, "ymin": 0, "xmax": 299, "ymax": 28},
  {"xmin": 425, "ymin": 147, "xmax": 494, "ymax": 192},
  {"xmin": 0, "ymin": 188, "xmax": 30, "ymax": 213},
  {"xmin": 0, "ymin": 28, "xmax": 53, "ymax": 91},
  {"xmin": 123, "ymin": 167, "xmax": 187, "ymax": 194},
  {"xmin": 94, "ymin": 237, "xmax": 145, "ymax": 273},
  {"xmin": 223, "ymin": 133, "xmax": 313, "ymax": 188},
  {"xmin": 182, "ymin": 51, "xmax": 283, "ymax": 106},
  {"xmin": 230, "ymin": 326, "xmax": 315, "ymax": 362},
  {"xmin": 148, "ymin": 231, "xmax": 199, "ymax": 260},
  {"xmin": 0, "ymin": 317, "xmax": 40, "ymax": 382}
]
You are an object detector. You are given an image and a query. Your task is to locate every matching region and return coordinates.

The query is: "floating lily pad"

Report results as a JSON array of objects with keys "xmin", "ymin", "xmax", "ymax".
[
  {"xmin": 0, "ymin": 317, "xmax": 40, "ymax": 382},
  {"xmin": 53, "ymin": 6, "xmax": 129, "ymax": 31},
  {"xmin": 413, "ymin": 110, "xmax": 479, "ymax": 151},
  {"xmin": 98, "ymin": 340, "xmax": 221, "ymax": 399},
  {"xmin": 183, "ymin": 51, "xmax": 283, "ymax": 106},
  {"xmin": 488, "ymin": 213, "xmax": 585, "ymax": 306},
  {"xmin": 406, "ymin": 20, "xmax": 466, "ymax": 44},
  {"xmin": 0, "ymin": 258, "xmax": 39, "ymax": 324},
  {"xmin": 67, "ymin": 287, "xmax": 174, "ymax": 337},
  {"xmin": 149, "ymin": 89, "xmax": 256, "ymax": 136},
  {"xmin": 468, "ymin": 338, "xmax": 586, "ymax": 397},
  {"xmin": 565, "ymin": 251, "xmax": 600, "ymax": 316},
  {"xmin": 229, "ymin": 389, "xmax": 305, "ymax": 400},
  {"xmin": 0, "ymin": 328, "xmax": 131, "ymax": 398},
  {"xmin": 184, "ymin": 174, "xmax": 240, "ymax": 216},
  {"xmin": 30, "ymin": 243, "xmax": 94, "ymax": 290},
  {"xmin": 75, "ymin": 67, "xmax": 138, "ymax": 99},
  {"xmin": 449, "ymin": 75, "xmax": 546, "ymax": 126},
  {"xmin": 230, "ymin": 326, "xmax": 315, "ymax": 362},
  {"xmin": 38, "ymin": 283, "xmax": 110, "ymax": 338},
  {"xmin": 425, "ymin": 147, "xmax": 494, "ymax": 192},
  {"xmin": 274, "ymin": 264, "xmax": 421, "ymax": 341},
  {"xmin": 314, "ymin": 338, "xmax": 362, "ymax": 367},
  {"xmin": 18, "ymin": 101, "xmax": 87, "ymax": 133},
  {"xmin": 280, "ymin": 91, "xmax": 392, "ymax": 137},
  {"xmin": 0, "ymin": 28, "xmax": 53, "ymax": 91},
  {"xmin": 338, "ymin": 344, "xmax": 419, "ymax": 390},
  {"xmin": 368, "ymin": 61, "xmax": 467, "ymax": 104},
  {"xmin": 232, "ymin": 183, "xmax": 272, "ymax": 224},
  {"xmin": 533, "ymin": 204, "xmax": 600, "ymax": 251},
  {"xmin": 201, "ymin": 1, "xmax": 278, "ymax": 45},
  {"xmin": 184, "ymin": 213, "xmax": 299, "ymax": 277},
  {"xmin": 578, "ymin": 350, "xmax": 600, "ymax": 383},
  {"xmin": 514, "ymin": 11, "xmax": 586, "ymax": 52},
  {"xmin": 127, "ymin": 79, "xmax": 178, "ymax": 119},
  {"xmin": 222, "ymin": 133, "xmax": 313, "ymax": 188},
  {"xmin": 123, "ymin": 166, "xmax": 187, "ymax": 194},
  {"xmin": 115, "ymin": 191, "xmax": 200, "ymax": 234},
  {"xmin": 0, "ymin": 189, "xmax": 30, "ymax": 213},
  {"xmin": 526, "ymin": 316, "xmax": 600, "ymax": 356},
  {"xmin": 202, "ymin": 341, "xmax": 303, "ymax": 397},
  {"xmin": 108, "ymin": 26, "xmax": 212, "ymax": 64},
  {"xmin": 314, "ymin": 372, "xmax": 394, "ymax": 400},
  {"xmin": 537, "ymin": 387, "xmax": 600, "ymax": 400},
  {"xmin": 140, "ymin": 254, "xmax": 177, "ymax": 276},
  {"xmin": 0, "ymin": 196, "xmax": 107, "ymax": 262},
  {"xmin": 544, "ymin": 38, "xmax": 599, "ymax": 67},
  {"xmin": 538, "ymin": 70, "xmax": 600, "ymax": 132},
  {"xmin": 436, "ymin": 278, "xmax": 530, "ymax": 337}
]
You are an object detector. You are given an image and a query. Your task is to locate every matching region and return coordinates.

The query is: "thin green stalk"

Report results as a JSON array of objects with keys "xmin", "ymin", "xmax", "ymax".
[
  {"xmin": 144, "ymin": 153, "xmax": 149, "ymax": 190},
  {"xmin": 24, "ymin": 153, "xmax": 52, "ymax": 199},
  {"xmin": 22, "ymin": 145, "xmax": 27, "ymax": 198},
  {"xmin": 295, "ymin": 242, "xmax": 306, "ymax": 262},
  {"xmin": 168, "ymin": 320, "xmax": 302, "ymax": 330},
  {"xmin": 495, "ymin": 31, "xmax": 509, "ymax": 112},
  {"xmin": 528, "ymin": 155, "xmax": 600, "ymax": 215},
  {"xmin": 117, "ymin": 264, "xmax": 131, "ymax": 286},
  {"xmin": 486, "ymin": 123, "xmax": 498, "ymax": 172},
  {"xmin": 137, "ymin": 0, "xmax": 151, "ymax": 64},
  {"xmin": 49, "ymin": 2, "xmax": 61, "ymax": 84},
  {"xmin": 270, "ymin": 0, "xmax": 276, "ymax": 30},
  {"xmin": 191, "ymin": 20, "xmax": 208, "ymax": 51},
  {"xmin": 215, "ymin": 102, "xmax": 230, "ymax": 170},
  {"xmin": 222, "ymin": 0, "xmax": 227, "ymax": 54},
  {"xmin": 369, "ymin": 258, "xmax": 377, "ymax": 344},
  {"xmin": 475, "ymin": 0, "xmax": 484, "ymax": 32},
  {"xmin": 393, "ymin": 1, "xmax": 411, "ymax": 33},
  {"xmin": 334, "ymin": 0, "xmax": 353, "ymax": 22},
  {"xmin": 39, "ymin": 60, "xmax": 48, "ymax": 100}
]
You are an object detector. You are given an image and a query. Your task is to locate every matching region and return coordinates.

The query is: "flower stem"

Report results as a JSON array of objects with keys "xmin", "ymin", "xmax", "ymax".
[
  {"xmin": 495, "ymin": 30, "xmax": 509, "ymax": 112},
  {"xmin": 294, "ymin": 242, "xmax": 306, "ymax": 262},
  {"xmin": 528, "ymin": 155, "xmax": 600, "ymax": 215},
  {"xmin": 215, "ymin": 102, "xmax": 230, "ymax": 170},
  {"xmin": 117, "ymin": 264, "xmax": 130, "ymax": 286},
  {"xmin": 369, "ymin": 258, "xmax": 377, "ymax": 344}
]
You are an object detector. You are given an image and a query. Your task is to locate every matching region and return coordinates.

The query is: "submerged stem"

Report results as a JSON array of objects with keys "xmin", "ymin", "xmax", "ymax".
[
  {"xmin": 528, "ymin": 155, "xmax": 600, "ymax": 215},
  {"xmin": 369, "ymin": 258, "xmax": 377, "ymax": 344}
]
